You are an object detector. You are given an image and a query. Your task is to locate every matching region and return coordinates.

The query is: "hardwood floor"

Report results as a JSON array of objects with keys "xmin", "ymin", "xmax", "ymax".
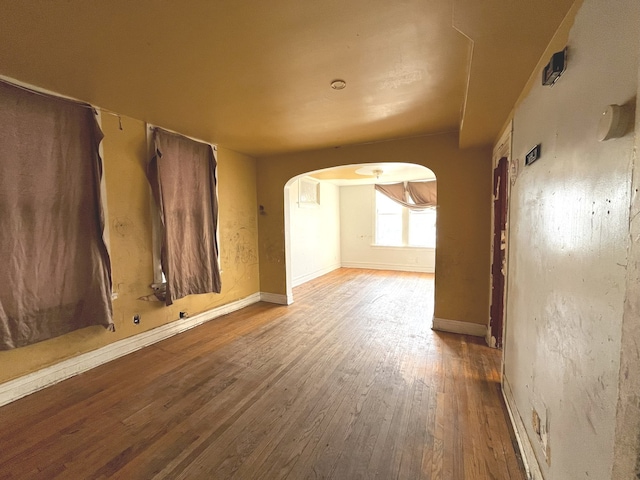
[{"xmin": 0, "ymin": 269, "xmax": 524, "ymax": 479}]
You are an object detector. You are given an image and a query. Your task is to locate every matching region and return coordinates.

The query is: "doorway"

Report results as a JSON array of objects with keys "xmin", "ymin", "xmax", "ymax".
[
  {"xmin": 488, "ymin": 124, "xmax": 512, "ymax": 349},
  {"xmin": 283, "ymin": 163, "xmax": 437, "ymax": 305}
]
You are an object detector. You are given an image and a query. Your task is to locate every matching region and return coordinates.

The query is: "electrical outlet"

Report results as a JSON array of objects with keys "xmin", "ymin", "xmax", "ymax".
[{"xmin": 133, "ymin": 314, "xmax": 140, "ymax": 324}]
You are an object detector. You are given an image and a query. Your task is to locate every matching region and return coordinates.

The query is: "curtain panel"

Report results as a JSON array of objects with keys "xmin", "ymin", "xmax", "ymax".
[
  {"xmin": 0, "ymin": 81, "xmax": 113, "ymax": 350},
  {"xmin": 375, "ymin": 180, "xmax": 437, "ymax": 209},
  {"xmin": 147, "ymin": 128, "xmax": 222, "ymax": 305},
  {"xmin": 407, "ymin": 180, "xmax": 437, "ymax": 207}
]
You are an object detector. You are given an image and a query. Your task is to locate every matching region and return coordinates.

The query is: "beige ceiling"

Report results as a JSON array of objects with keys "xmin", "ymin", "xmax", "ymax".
[
  {"xmin": 0, "ymin": 0, "xmax": 574, "ymax": 156},
  {"xmin": 309, "ymin": 163, "xmax": 436, "ymax": 185}
]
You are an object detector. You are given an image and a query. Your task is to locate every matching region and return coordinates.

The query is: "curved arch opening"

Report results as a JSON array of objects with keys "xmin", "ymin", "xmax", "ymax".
[{"xmin": 284, "ymin": 162, "xmax": 437, "ymax": 305}]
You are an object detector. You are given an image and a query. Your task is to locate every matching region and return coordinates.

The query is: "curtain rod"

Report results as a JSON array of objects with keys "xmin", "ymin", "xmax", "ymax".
[{"xmin": 0, "ymin": 77, "xmax": 122, "ymax": 121}]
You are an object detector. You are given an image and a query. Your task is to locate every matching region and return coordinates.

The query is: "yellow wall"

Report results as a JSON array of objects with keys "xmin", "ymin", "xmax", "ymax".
[
  {"xmin": 0, "ymin": 112, "xmax": 260, "ymax": 383},
  {"xmin": 257, "ymin": 133, "xmax": 492, "ymax": 325}
]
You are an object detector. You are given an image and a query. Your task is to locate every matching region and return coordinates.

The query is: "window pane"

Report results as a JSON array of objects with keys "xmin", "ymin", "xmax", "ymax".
[
  {"xmin": 376, "ymin": 190, "xmax": 403, "ymax": 214},
  {"xmin": 375, "ymin": 190, "xmax": 403, "ymax": 245},
  {"xmin": 408, "ymin": 209, "xmax": 436, "ymax": 247}
]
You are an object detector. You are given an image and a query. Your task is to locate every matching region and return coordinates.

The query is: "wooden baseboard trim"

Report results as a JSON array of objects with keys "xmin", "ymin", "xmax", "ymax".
[
  {"xmin": 432, "ymin": 317, "xmax": 487, "ymax": 337},
  {"xmin": 341, "ymin": 261, "xmax": 434, "ymax": 273},
  {"xmin": 260, "ymin": 292, "xmax": 293, "ymax": 305},
  {"xmin": 0, "ymin": 292, "xmax": 261, "ymax": 408},
  {"xmin": 503, "ymin": 376, "xmax": 544, "ymax": 480}
]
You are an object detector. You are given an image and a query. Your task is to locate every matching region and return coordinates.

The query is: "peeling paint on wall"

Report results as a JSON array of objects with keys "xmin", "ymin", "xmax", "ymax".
[
  {"xmin": 612, "ymin": 20, "xmax": 640, "ymax": 479},
  {"xmin": 504, "ymin": 0, "xmax": 640, "ymax": 477}
]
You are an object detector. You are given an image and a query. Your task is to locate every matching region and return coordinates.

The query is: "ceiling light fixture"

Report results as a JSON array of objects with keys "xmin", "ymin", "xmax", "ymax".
[{"xmin": 330, "ymin": 79, "xmax": 346, "ymax": 90}]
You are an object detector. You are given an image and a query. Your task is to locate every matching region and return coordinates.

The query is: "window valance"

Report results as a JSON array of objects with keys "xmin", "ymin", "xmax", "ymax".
[{"xmin": 375, "ymin": 180, "xmax": 437, "ymax": 210}]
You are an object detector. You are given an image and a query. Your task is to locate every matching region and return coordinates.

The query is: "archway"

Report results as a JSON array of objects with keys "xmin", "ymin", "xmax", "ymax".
[{"xmin": 283, "ymin": 162, "xmax": 437, "ymax": 304}]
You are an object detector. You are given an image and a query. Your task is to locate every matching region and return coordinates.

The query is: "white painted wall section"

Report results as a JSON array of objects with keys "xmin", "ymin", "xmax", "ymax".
[
  {"xmin": 503, "ymin": 0, "xmax": 640, "ymax": 478},
  {"xmin": 288, "ymin": 179, "xmax": 341, "ymax": 287},
  {"xmin": 340, "ymin": 184, "xmax": 435, "ymax": 272},
  {"xmin": 613, "ymin": 34, "xmax": 640, "ymax": 479}
]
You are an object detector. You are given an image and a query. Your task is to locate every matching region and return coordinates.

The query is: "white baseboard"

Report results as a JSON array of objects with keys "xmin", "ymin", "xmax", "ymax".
[
  {"xmin": 0, "ymin": 292, "xmax": 261, "ymax": 408},
  {"xmin": 503, "ymin": 376, "xmax": 544, "ymax": 480},
  {"xmin": 260, "ymin": 292, "xmax": 293, "ymax": 305},
  {"xmin": 486, "ymin": 330, "xmax": 498, "ymax": 348},
  {"xmin": 341, "ymin": 261, "xmax": 435, "ymax": 273},
  {"xmin": 292, "ymin": 263, "xmax": 341, "ymax": 287},
  {"xmin": 432, "ymin": 317, "xmax": 487, "ymax": 337}
]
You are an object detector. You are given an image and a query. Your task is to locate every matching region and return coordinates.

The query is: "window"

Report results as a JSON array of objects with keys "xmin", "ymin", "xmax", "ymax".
[
  {"xmin": 298, "ymin": 177, "xmax": 320, "ymax": 206},
  {"xmin": 375, "ymin": 190, "xmax": 403, "ymax": 246},
  {"xmin": 408, "ymin": 208, "xmax": 437, "ymax": 248},
  {"xmin": 0, "ymin": 80, "xmax": 113, "ymax": 349},
  {"xmin": 374, "ymin": 190, "xmax": 436, "ymax": 248},
  {"xmin": 147, "ymin": 127, "xmax": 221, "ymax": 305}
]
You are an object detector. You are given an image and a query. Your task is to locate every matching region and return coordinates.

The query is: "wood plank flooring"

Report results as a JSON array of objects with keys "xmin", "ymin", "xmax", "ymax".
[{"xmin": 0, "ymin": 268, "xmax": 524, "ymax": 479}]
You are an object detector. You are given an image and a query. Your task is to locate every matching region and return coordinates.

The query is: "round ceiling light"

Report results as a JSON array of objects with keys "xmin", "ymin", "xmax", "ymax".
[{"xmin": 330, "ymin": 79, "xmax": 346, "ymax": 90}]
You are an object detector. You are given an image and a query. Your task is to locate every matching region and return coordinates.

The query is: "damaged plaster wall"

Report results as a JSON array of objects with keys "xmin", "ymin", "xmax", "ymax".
[
  {"xmin": 612, "ymin": 37, "xmax": 640, "ymax": 480},
  {"xmin": 503, "ymin": 0, "xmax": 640, "ymax": 478}
]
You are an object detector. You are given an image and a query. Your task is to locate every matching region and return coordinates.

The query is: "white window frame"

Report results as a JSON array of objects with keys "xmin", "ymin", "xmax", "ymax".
[
  {"xmin": 373, "ymin": 190, "xmax": 404, "ymax": 246},
  {"xmin": 373, "ymin": 188, "xmax": 436, "ymax": 249}
]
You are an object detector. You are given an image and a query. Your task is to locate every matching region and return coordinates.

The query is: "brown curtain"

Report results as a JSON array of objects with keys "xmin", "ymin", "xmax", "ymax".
[
  {"xmin": 375, "ymin": 180, "xmax": 437, "ymax": 210},
  {"xmin": 375, "ymin": 183, "xmax": 410, "ymax": 207},
  {"xmin": 147, "ymin": 128, "xmax": 221, "ymax": 305},
  {"xmin": 0, "ymin": 81, "xmax": 113, "ymax": 350},
  {"xmin": 407, "ymin": 180, "xmax": 437, "ymax": 207}
]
